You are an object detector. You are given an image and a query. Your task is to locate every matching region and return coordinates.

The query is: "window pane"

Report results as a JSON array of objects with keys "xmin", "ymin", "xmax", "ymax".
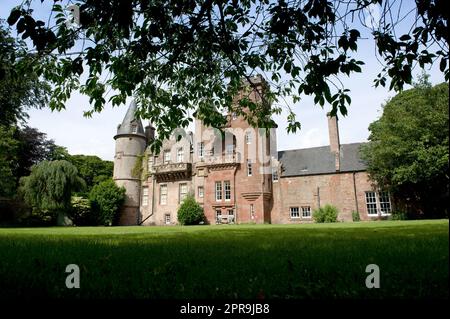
[
  {"xmin": 290, "ymin": 207, "xmax": 300, "ymax": 218},
  {"xmin": 198, "ymin": 186, "xmax": 204, "ymax": 198},
  {"xmin": 160, "ymin": 185, "xmax": 167, "ymax": 205},
  {"xmin": 198, "ymin": 142, "xmax": 204, "ymax": 157},
  {"xmin": 215, "ymin": 181, "xmax": 222, "ymax": 201},
  {"xmin": 177, "ymin": 148, "xmax": 184, "ymax": 162},
  {"xmin": 148, "ymin": 158, "xmax": 153, "ymax": 171},
  {"xmin": 142, "ymin": 188, "xmax": 149, "ymax": 206},
  {"xmin": 379, "ymin": 192, "xmax": 391, "ymax": 214},
  {"xmin": 179, "ymin": 183, "xmax": 187, "ymax": 203},
  {"xmin": 365, "ymin": 192, "xmax": 377, "ymax": 215},
  {"xmin": 164, "ymin": 151, "xmax": 170, "ymax": 163},
  {"xmin": 302, "ymin": 206, "xmax": 311, "ymax": 218},
  {"xmin": 224, "ymin": 181, "xmax": 231, "ymax": 200},
  {"xmin": 216, "ymin": 209, "xmax": 221, "ymax": 224}
]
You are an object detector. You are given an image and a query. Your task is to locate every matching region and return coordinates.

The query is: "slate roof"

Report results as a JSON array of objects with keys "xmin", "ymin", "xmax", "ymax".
[
  {"xmin": 278, "ymin": 142, "xmax": 367, "ymax": 177},
  {"xmin": 116, "ymin": 100, "xmax": 145, "ymax": 137}
]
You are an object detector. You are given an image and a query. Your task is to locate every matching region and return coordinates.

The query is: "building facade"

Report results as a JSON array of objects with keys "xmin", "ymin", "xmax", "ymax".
[{"xmin": 113, "ymin": 76, "xmax": 392, "ymax": 226}]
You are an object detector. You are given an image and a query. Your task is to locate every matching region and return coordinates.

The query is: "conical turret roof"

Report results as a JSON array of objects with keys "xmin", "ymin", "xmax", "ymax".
[{"xmin": 115, "ymin": 100, "xmax": 145, "ymax": 138}]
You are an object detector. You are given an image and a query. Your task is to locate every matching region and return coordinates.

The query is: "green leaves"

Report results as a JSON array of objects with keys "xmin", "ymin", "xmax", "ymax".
[
  {"xmin": 4, "ymin": 1, "xmax": 448, "ymax": 145},
  {"xmin": 7, "ymin": 8, "xmax": 21, "ymax": 26},
  {"xmin": 89, "ymin": 179, "xmax": 126, "ymax": 226},
  {"xmin": 361, "ymin": 82, "xmax": 449, "ymax": 218},
  {"xmin": 19, "ymin": 160, "xmax": 85, "ymax": 213},
  {"xmin": 177, "ymin": 193, "xmax": 205, "ymax": 225}
]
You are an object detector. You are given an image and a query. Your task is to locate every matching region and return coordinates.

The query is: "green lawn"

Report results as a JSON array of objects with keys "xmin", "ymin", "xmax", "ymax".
[{"xmin": 0, "ymin": 220, "xmax": 448, "ymax": 299}]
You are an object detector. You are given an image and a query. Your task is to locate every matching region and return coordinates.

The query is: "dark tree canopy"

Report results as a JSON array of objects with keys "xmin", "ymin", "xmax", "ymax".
[
  {"xmin": 5, "ymin": 0, "xmax": 449, "ymax": 149},
  {"xmin": 14, "ymin": 126, "xmax": 66, "ymax": 178},
  {"xmin": 361, "ymin": 79, "xmax": 449, "ymax": 218},
  {"xmin": 0, "ymin": 126, "xmax": 19, "ymax": 197},
  {"xmin": 68, "ymin": 154, "xmax": 113, "ymax": 194},
  {"xmin": 0, "ymin": 23, "xmax": 50, "ymax": 126},
  {"xmin": 0, "ymin": 125, "xmax": 65, "ymax": 198}
]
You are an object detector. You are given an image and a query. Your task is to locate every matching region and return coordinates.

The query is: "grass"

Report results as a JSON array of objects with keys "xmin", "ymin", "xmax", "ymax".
[{"xmin": 0, "ymin": 220, "xmax": 448, "ymax": 299}]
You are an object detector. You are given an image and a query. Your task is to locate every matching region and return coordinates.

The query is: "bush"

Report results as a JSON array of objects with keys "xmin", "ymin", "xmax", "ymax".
[
  {"xmin": 313, "ymin": 204, "xmax": 339, "ymax": 223},
  {"xmin": 89, "ymin": 179, "xmax": 126, "ymax": 226},
  {"xmin": 69, "ymin": 196, "xmax": 92, "ymax": 226},
  {"xmin": 389, "ymin": 211, "xmax": 408, "ymax": 220},
  {"xmin": 177, "ymin": 194, "xmax": 205, "ymax": 225},
  {"xmin": 352, "ymin": 211, "xmax": 361, "ymax": 222}
]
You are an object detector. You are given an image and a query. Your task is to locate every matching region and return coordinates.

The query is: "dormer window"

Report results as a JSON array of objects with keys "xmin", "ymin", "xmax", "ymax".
[
  {"xmin": 163, "ymin": 150, "xmax": 170, "ymax": 164},
  {"xmin": 177, "ymin": 148, "xmax": 184, "ymax": 163},
  {"xmin": 131, "ymin": 125, "xmax": 138, "ymax": 134}
]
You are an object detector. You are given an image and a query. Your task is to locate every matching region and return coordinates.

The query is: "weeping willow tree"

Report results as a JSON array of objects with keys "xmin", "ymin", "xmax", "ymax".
[{"xmin": 19, "ymin": 160, "xmax": 85, "ymax": 224}]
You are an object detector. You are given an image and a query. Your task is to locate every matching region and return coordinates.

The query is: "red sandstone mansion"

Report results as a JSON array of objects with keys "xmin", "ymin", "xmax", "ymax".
[{"xmin": 113, "ymin": 76, "xmax": 392, "ymax": 226}]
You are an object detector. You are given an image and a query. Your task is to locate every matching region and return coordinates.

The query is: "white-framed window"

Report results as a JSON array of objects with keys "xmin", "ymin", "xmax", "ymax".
[
  {"xmin": 216, "ymin": 209, "xmax": 222, "ymax": 224},
  {"xmin": 148, "ymin": 157, "xmax": 153, "ymax": 171},
  {"xmin": 365, "ymin": 192, "xmax": 378, "ymax": 215},
  {"xmin": 198, "ymin": 186, "xmax": 204, "ymax": 198},
  {"xmin": 177, "ymin": 147, "xmax": 184, "ymax": 163},
  {"xmin": 247, "ymin": 159, "xmax": 253, "ymax": 176},
  {"xmin": 198, "ymin": 142, "xmax": 205, "ymax": 157},
  {"xmin": 224, "ymin": 181, "xmax": 231, "ymax": 201},
  {"xmin": 302, "ymin": 206, "xmax": 311, "ymax": 218},
  {"xmin": 250, "ymin": 204, "xmax": 255, "ymax": 219},
  {"xmin": 226, "ymin": 144, "xmax": 234, "ymax": 155},
  {"xmin": 164, "ymin": 213, "xmax": 171, "ymax": 225},
  {"xmin": 215, "ymin": 181, "xmax": 222, "ymax": 201},
  {"xmin": 179, "ymin": 183, "xmax": 188, "ymax": 203},
  {"xmin": 160, "ymin": 184, "xmax": 168, "ymax": 205},
  {"xmin": 228, "ymin": 209, "xmax": 235, "ymax": 223},
  {"xmin": 131, "ymin": 125, "xmax": 138, "ymax": 134},
  {"xmin": 290, "ymin": 207, "xmax": 300, "ymax": 218},
  {"xmin": 142, "ymin": 187, "xmax": 149, "ymax": 206},
  {"xmin": 245, "ymin": 131, "xmax": 252, "ymax": 144},
  {"xmin": 163, "ymin": 150, "xmax": 170, "ymax": 163},
  {"xmin": 379, "ymin": 191, "xmax": 392, "ymax": 214},
  {"xmin": 366, "ymin": 191, "xmax": 392, "ymax": 216},
  {"xmin": 272, "ymin": 167, "xmax": 279, "ymax": 182}
]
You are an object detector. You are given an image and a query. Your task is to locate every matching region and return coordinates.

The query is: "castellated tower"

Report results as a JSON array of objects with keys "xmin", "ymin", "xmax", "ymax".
[{"xmin": 113, "ymin": 100, "xmax": 147, "ymax": 225}]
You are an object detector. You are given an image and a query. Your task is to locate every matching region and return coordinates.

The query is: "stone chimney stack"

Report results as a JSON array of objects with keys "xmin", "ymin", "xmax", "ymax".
[{"xmin": 327, "ymin": 113, "xmax": 340, "ymax": 171}]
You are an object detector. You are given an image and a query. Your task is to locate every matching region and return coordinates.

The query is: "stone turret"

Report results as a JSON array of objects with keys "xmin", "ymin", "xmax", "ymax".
[{"xmin": 113, "ymin": 100, "xmax": 147, "ymax": 225}]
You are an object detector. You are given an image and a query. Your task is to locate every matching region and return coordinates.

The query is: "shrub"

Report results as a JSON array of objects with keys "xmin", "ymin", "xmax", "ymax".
[
  {"xmin": 177, "ymin": 194, "xmax": 205, "ymax": 225},
  {"xmin": 89, "ymin": 179, "xmax": 126, "ymax": 226},
  {"xmin": 69, "ymin": 196, "xmax": 92, "ymax": 226},
  {"xmin": 352, "ymin": 211, "xmax": 361, "ymax": 222},
  {"xmin": 313, "ymin": 204, "xmax": 339, "ymax": 223}
]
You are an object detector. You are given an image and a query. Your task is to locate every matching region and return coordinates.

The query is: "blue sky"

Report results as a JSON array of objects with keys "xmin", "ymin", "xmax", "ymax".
[{"xmin": 1, "ymin": 1, "xmax": 445, "ymax": 160}]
